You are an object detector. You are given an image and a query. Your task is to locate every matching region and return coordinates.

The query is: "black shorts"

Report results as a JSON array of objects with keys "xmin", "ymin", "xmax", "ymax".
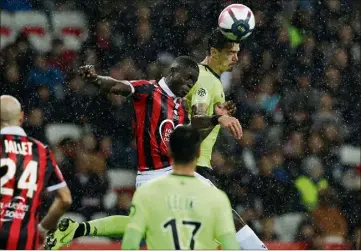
[{"xmin": 196, "ymin": 166, "xmax": 219, "ymax": 187}]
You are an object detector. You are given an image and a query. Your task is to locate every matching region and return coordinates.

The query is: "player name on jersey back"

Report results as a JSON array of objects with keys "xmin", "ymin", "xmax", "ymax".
[{"xmin": 4, "ymin": 139, "xmax": 33, "ymax": 155}]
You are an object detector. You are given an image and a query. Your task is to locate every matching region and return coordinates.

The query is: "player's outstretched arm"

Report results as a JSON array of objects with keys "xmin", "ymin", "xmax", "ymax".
[
  {"xmin": 191, "ymin": 104, "xmax": 242, "ymax": 140},
  {"xmin": 79, "ymin": 65, "xmax": 133, "ymax": 96},
  {"xmin": 218, "ymin": 233, "xmax": 240, "ymax": 250},
  {"xmin": 121, "ymin": 228, "xmax": 143, "ymax": 250},
  {"xmin": 39, "ymin": 186, "xmax": 72, "ymax": 231}
]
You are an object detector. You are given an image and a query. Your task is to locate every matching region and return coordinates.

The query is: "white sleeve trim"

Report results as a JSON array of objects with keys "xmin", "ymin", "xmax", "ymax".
[
  {"xmin": 46, "ymin": 181, "xmax": 67, "ymax": 192},
  {"xmin": 125, "ymin": 81, "xmax": 135, "ymax": 97}
]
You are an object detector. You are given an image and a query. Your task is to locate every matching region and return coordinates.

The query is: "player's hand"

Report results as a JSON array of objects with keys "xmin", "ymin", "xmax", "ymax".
[
  {"xmin": 215, "ymin": 101, "xmax": 237, "ymax": 116},
  {"xmin": 78, "ymin": 65, "xmax": 98, "ymax": 82},
  {"xmin": 218, "ymin": 115, "xmax": 243, "ymax": 139}
]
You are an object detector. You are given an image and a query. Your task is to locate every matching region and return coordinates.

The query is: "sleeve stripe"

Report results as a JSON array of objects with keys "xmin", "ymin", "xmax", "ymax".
[
  {"xmin": 127, "ymin": 81, "xmax": 135, "ymax": 96},
  {"xmin": 46, "ymin": 181, "xmax": 67, "ymax": 192}
]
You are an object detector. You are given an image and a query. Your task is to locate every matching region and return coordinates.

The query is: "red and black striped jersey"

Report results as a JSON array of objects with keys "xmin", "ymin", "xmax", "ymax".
[
  {"xmin": 128, "ymin": 78, "xmax": 190, "ymax": 171},
  {"xmin": 0, "ymin": 127, "xmax": 66, "ymax": 250}
]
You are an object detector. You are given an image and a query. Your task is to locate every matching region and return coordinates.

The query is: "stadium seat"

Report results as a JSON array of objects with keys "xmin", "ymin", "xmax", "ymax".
[
  {"xmin": 14, "ymin": 11, "xmax": 52, "ymax": 52},
  {"xmin": 274, "ymin": 213, "xmax": 305, "ymax": 242},
  {"xmin": 45, "ymin": 123, "xmax": 82, "ymax": 146},
  {"xmin": 340, "ymin": 145, "xmax": 361, "ymax": 165},
  {"xmin": 0, "ymin": 11, "xmax": 17, "ymax": 49},
  {"xmin": 52, "ymin": 11, "xmax": 88, "ymax": 51},
  {"xmin": 107, "ymin": 169, "xmax": 136, "ymax": 189},
  {"xmin": 61, "ymin": 212, "xmax": 86, "ymax": 223}
]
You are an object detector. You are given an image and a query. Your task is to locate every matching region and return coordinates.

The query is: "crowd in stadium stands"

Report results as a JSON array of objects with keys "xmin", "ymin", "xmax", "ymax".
[{"xmin": 1, "ymin": 0, "xmax": 360, "ymax": 249}]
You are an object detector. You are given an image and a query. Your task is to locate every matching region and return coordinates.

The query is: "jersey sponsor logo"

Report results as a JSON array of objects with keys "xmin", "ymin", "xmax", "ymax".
[
  {"xmin": 197, "ymin": 88, "xmax": 207, "ymax": 97},
  {"xmin": 159, "ymin": 119, "xmax": 184, "ymax": 145},
  {"xmin": 0, "ymin": 196, "xmax": 29, "ymax": 222}
]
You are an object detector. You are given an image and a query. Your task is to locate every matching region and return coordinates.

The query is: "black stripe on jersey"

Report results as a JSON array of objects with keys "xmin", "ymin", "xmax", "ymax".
[
  {"xmin": 132, "ymin": 85, "xmax": 156, "ymax": 100},
  {"xmin": 143, "ymin": 94, "xmax": 155, "ymax": 169},
  {"xmin": 158, "ymin": 91, "xmax": 170, "ymax": 165}
]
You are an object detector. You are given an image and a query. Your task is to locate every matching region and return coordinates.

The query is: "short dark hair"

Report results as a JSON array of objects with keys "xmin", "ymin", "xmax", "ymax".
[
  {"xmin": 172, "ymin": 56, "xmax": 199, "ymax": 73},
  {"xmin": 208, "ymin": 29, "xmax": 237, "ymax": 54},
  {"xmin": 169, "ymin": 126, "xmax": 201, "ymax": 164}
]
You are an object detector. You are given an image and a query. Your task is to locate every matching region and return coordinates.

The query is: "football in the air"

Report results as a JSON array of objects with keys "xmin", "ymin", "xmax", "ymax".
[{"xmin": 218, "ymin": 4, "xmax": 255, "ymax": 41}]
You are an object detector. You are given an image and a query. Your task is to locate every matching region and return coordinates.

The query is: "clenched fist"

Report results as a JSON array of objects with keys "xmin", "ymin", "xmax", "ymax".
[
  {"xmin": 78, "ymin": 65, "xmax": 98, "ymax": 82},
  {"xmin": 218, "ymin": 115, "xmax": 243, "ymax": 139}
]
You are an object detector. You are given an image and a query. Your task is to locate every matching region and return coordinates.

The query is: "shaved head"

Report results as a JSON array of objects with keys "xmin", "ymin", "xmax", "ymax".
[{"xmin": 1, "ymin": 95, "xmax": 23, "ymax": 128}]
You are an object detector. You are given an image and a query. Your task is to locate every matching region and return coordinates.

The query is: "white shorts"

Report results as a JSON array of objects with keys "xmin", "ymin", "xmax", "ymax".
[{"xmin": 136, "ymin": 166, "xmax": 214, "ymax": 188}]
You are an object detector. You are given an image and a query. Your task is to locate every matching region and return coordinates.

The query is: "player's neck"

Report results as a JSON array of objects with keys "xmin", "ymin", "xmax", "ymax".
[
  {"xmin": 201, "ymin": 57, "xmax": 223, "ymax": 76},
  {"xmin": 1, "ymin": 122, "xmax": 20, "ymax": 130},
  {"xmin": 172, "ymin": 163, "xmax": 196, "ymax": 176}
]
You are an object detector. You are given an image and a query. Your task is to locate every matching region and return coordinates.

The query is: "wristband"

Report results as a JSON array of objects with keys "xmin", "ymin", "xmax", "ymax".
[
  {"xmin": 211, "ymin": 115, "xmax": 221, "ymax": 126},
  {"xmin": 38, "ymin": 223, "xmax": 49, "ymax": 233}
]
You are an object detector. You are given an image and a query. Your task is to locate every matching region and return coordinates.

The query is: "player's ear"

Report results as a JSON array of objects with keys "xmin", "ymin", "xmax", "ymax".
[
  {"xmin": 19, "ymin": 111, "xmax": 24, "ymax": 125},
  {"xmin": 210, "ymin": 47, "xmax": 219, "ymax": 59}
]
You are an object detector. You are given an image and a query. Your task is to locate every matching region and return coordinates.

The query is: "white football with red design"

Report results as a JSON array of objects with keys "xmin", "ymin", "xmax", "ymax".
[{"xmin": 218, "ymin": 4, "xmax": 255, "ymax": 41}]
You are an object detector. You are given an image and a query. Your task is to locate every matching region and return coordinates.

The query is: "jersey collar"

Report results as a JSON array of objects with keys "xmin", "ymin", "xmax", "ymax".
[
  {"xmin": 0, "ymin": 126, "xmax": 27, "ymax": 136},
  {"xmin": 171, "ymin": 173, "xmax": 196, "ymax": 178},
  {"xmin": 159, "ymin": 77, "xmax": 175, "ymax": 97},
  {"xmin": 200, "ymin": 64, "xmax": 221, "ymax": 79}
]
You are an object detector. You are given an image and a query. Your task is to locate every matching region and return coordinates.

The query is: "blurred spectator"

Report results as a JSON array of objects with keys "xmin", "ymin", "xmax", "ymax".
[
  {"xmin": 295, "ymin": 156, "xmax": 329, "ymax": 211},
  {"xmin": 28, "ymin": 85, "xmax": 56, "ymax": 122},
  {"xmin": 295, "ymin": 219, "xmax": 317, "ymax": 246},
  {"xmin": 58, "ymin": 73, "xmax": 90, "ymax": 124},
  {"xmin": 312, "ymin": 189, "xmax": 348, "ymax": 243},
  {"xmin": 22, "ymin": 108, "xmax": 48, "ymax": 143},
  {"xmin": 236, "ymin": 129, "xmax": 257, "ymax": 175},
  {"xmin": 260, "ymin": 217, "xmax": 280, "ymax": 241},
  {"xmin": 80, "ymin": 20, "xmax": 121, "ymax": 69},
  {"xmin": 255, "ymin": 74, "xmax": 280, "ymax": 114},
  {"xmin": 67, "ymin": 152, "xmax": 109, "ymax": 220},
  {"xmin": 47, "ymin": 38, "xmax": 77, "ymax": 73},
  {"xmin": 26, "ymin": 54, "xmax": 64, "ymax": 96},
  {"xmin": 0, "ymin": 64, "xmax": 24, "ymax": 101}
]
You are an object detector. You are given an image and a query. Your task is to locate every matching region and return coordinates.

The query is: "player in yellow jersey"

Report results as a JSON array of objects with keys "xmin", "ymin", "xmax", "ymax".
[
  {"xmin": 186, "ymin": 29, "xmax": 267, "ymax": 250},
  {"xmin": 122, "ymin": 126, "xmax": 239, "ymax": 250}
]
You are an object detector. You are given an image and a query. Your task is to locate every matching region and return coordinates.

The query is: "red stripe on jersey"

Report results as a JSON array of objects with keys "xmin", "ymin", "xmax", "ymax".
[
  {"xmin": 7, "ymin": 137, "xmax": 29, "ymax": 250},
  {"xmin": 25, "ymin": 140, "xmax": 47, "ymax": 249},
  {"xmin": 134, "ymin": 96, "xmax": 147, "ymax": 169},
  {"xmin": 0, "ymin": 135, "xmax": 16, "ymax": 233},
  {"xmin": 158, "ymin": 96, "xmax": 175, "ymax": 164},
  {"xmin": 149, "ymin": 89, "xmax": 163, "ymax": 168},
  {"xmin": 131, "ymin": 80, "xmax": 154, "ymax": 87}
]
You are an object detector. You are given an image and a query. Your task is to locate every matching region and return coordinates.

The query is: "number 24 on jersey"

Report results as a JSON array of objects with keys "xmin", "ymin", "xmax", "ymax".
[{"xmin": 0, "ymin": 158, "xmax": 38, "ymax": 198}]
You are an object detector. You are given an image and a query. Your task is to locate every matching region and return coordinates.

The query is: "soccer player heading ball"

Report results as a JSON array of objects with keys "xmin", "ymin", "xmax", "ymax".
[{"xmin": 44, "ymin": 55, "xmax": 242, "ymax": 250}]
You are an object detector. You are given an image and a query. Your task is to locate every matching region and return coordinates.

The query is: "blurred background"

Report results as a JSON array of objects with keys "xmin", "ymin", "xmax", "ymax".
[{"xmin": 1, "ymin": 0, "xmax": 360, "ymax": 249}]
